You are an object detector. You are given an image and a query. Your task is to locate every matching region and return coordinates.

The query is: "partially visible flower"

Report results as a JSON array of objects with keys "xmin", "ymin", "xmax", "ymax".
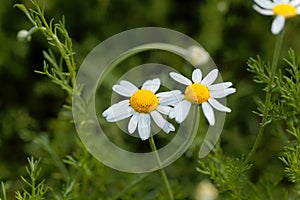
[
  {"xmin": 185, "ymin": 46, "xmax": 210, "ymax": 66},
  {"xmin": 253, "ymin": 0, "xmax": 300, "ymax": 34},
  {"xmin": 217, "ymin": 1, "xmax": 229, "ymax": 13},
  {"xmin": 17, "ymin": 30, "xmax": 32, "ymax": 42},
  {"xmin": 194, "ymin": 180, "xmax": 218, "ymax": 200},
  {"xmin": 102, "ymin": 78, "xmax": 182, "ymax": 140},
  {"xmin": 169, "ymin": 68, "xmax": 236, "ymax": 126}
]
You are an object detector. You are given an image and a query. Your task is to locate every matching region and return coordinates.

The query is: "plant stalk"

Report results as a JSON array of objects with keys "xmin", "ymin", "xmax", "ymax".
[
  {"xmin": 245, "ymin": 29, "xmax": 285, "ymax": 164},
  {"xmin": 149, "ymin": 136, "xmax": 174, "ymax": 200}
]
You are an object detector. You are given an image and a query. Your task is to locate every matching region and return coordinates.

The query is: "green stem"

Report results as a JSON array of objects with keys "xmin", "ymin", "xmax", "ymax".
[
  {"xmin": 149, "ymin": 136, "xmax": 174, "ymax": 200},
  {"xmin": 245, "ymin": 29, "xmax": 285, "ymax": 164},
  {"xmin": 1, "ymin": 182, "xmax": 6, "ymax": 200},
  {"xmin": 34, "ymin": 1, "xmax": 76, "ymax": 89}
]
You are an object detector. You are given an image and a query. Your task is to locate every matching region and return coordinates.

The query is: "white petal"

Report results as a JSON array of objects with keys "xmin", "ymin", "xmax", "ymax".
[
  {"xmin": 156, "ymin": 90, "xmax": 181, "ymax": 98},
  {"xmin": 271, "ymin": 16, "xmax": 285, "ymax": 35},
  {"xmin": 210, "ymin": 88, "xmax": 236, "ymax": 98},
  {"xmin": 169, "ymin": 100, "xmax": 191, "ymax": 123},
  {"xmin": 208, "ymin": 82, "xmax": 233, "ymax": 91},
  {"xmin": 102, "ymin": 100, "xmax": 129, "ymax": 117},
  {"xmin": 202, "ymin": 102, "xmax": 215, "ymax": 126},
  {"xmin": 275, "ymin": 0, "xmax": 289, "ymax": 3},
  {"xmin": 138, "ymin": 114, "xmax": 151, "ymax": 140},
  {"xmin": 150, "ymin": 111, "xmax": 175, "ymax": 133},
  {"xmin": 192, "ymin": 68, "xmax": 202, "ymax": 83},
  {"xmin": 297, "ymin": 7, "xmax": 300, "ymax": 13},
  {"xmin": 291, "ymin": 0, "xmax": 300, "ymax": 6},
  {"xmin": 142, "ymin": 78, "xmax": 160, "ymax": 93},
  {"xmin": 253, "ymin": 5, "xmax": 274, "ymax": 15},
  {"xmin": 157, "ymin": 105, "xmax": 171, "ymax": 115},
  {"xmin": 254, "ymin": 0, "xmax": 274, "ymax": 9},
  {"xmin": 201, "ymin": 69, "xmax": 219, "ymax": 86},
  {"xmin": 157, "ymin": 90, "xmax": 184, "ymax": 106},
  {"xmin": 208, "ymin": 98, "xmax": 231, "ymax": 112},
  {"xmin": 128, "ymin": 113, "xmax": 138, "ymax": 134},
  {"xmin": 106, "ymin": 106, "xmax": 133, "ymax": 122},
  {"xmin": 119, "ymin": 80, "xmax": 138, "ymax": 92},
  {"xmin": 169, "ymin": 72, "xmax": 192, "ymax": 85},
  {"xmin": 113, "ymin": 84, "xmax": 136, "ymax": 97}
]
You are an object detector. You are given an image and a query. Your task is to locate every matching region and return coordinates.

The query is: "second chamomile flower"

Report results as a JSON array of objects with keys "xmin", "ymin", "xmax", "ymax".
[
  {"xmin": 102, "ymin": 78, "xmax": 182, "ymax": 140},
  {"xmin": 253, "ymin": 0, "xmax": 300, "ymax": 34},
  {"xmin": 169, "ymin": 68, "xmax": 236, "ymax": 126}
]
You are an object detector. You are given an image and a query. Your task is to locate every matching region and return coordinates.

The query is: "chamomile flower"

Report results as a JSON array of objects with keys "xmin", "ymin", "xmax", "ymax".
[
  {"xmin": 102, "ymin": 78, "xmax": 182, "ymax": 140},
  {"xmin": 169, "ymin": 68, "xmax": 236, "ymax": 126},
  {"xmin": 253, "ymin": 0, "xmax": 300, "ymax": 34}
]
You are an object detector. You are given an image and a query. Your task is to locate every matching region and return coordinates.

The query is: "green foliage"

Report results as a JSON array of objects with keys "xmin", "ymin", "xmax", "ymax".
[
  {"xmin": 247, "ymin": 56, "xmax": 271, "ymax": 86},
  {"xmin": 196, "ymin": 31, "xmax": 300, "ymax": 200},
  {"xmin": 280, "ymin": 143, "xmax": 300, "ymax": 184},
  {"xmin": 247, "ymin": 57, "xmax": 274, "ymax": 124},
  {"xmin": 14, "ymin": 0, "xmax": 76, "ymax": 97},
  {"xmin": 2, "ymin": 0, "xmax": 300, "ymax": 199},
  {"xmin": 276, "ymin": 50, "xmax": 300, "ymax": 132},
  {"xmin": 248, "ymin": 50, "xmax": 300, "ymax": 126},
  {"xmin": 15, "ymin": 157, "xmax": 48, "ymax": 200},
  {"xmin": 248, "ymin": 49, "xmax": 300, "ymax": 179},
  {"xmin": 197, "ymin": 147, "xmax": 253, "ymax": 199},
  {"xmin": 275, "ymin": 50, "xmax": 300, "ymax": 191}
]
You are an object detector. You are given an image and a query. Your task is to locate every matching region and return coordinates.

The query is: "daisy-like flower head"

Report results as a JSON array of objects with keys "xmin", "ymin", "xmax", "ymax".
[
  {"xmin": 169, "ymin": 69, "xmax": 236, "ymax": 126},
  {"xmin": 253, "ymin": 0, "xmax": 300, "ymax": 34},
  {"xmin": 102, "ymin": 78, "xmax": 183, "ymax": 140}
]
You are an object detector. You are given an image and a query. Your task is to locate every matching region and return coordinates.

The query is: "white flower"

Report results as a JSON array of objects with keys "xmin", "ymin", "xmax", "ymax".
[
  {"xmin": 17, "ymin": 30, "xmax": 32, "ymax": 42},
  {"xmin": 102, "ymin": 78, "xmax": 183, "ymax": 140},
  {"xmin": 253, "ymin": 0, "xmax": 300, "ymax": 34},
  {"xmin": 169, "ymin": 68, "xmax": 236, "ymax": 126},
  {"xmin": 195, "ymin": 180, "xmax": 218, "ymax": 200}
]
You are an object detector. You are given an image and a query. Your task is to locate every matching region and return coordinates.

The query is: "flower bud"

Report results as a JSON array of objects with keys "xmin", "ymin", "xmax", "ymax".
[
  {"xmin": 17, "ymin": 29, "xmax": 32, "ymax": 42},
  {"xmin": 186, "ymin": 45, "xmax": 210, "ymax": 66},
  {"xmin": 194, "ymin": 180, "xmax": 218, "ymax": 200}
]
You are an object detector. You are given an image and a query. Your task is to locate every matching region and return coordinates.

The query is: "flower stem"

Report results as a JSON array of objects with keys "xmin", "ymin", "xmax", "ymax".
[
  {"xmin": 149, "ymin": 136, "xmax": 174, "ymax": 200},
  {"xmin": 245, "ymin": 30, "xmax": 285, "ymax": 164},
  {"xmin": 1, "ymin": 182, "xmax": 6, "ymax": 200},
  {"xmin": 33, "ymin": 1, "xmax": 76, "ymax": 88}
]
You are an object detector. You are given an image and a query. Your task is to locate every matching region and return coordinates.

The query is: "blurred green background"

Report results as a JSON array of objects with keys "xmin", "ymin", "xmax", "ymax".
[{"xmin": 1, "ymin": 0, "xmax": 300, "ymax": 199}]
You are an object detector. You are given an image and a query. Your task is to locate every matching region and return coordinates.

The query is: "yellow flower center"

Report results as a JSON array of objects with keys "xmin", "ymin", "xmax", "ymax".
[
  {"xmin": 185, "ymin": 83, "xmax": 210, "ymax": 104},
  {"xmin": 129, "ymin": 89, "xmax": 159, "ymax": 113},
  {"xmin": 273, "ymin": 4, "xmax": 297, "ymax": 18}
]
